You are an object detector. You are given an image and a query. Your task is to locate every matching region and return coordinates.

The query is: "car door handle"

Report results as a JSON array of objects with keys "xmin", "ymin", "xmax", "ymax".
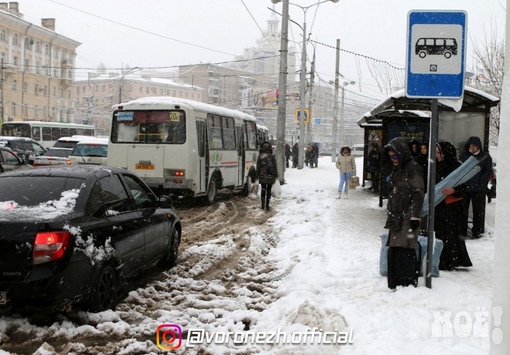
[
  {"xmin": 112, "ymin": 225, "xmax": 123, "ymax": 231},
  {"xmin": 143, "ymin": 218, "xmax": 152, "ymax": 224}
]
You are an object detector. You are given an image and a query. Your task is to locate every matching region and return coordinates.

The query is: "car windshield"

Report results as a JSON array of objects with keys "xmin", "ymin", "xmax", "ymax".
[
  {"xmin": 0, "ymin": 176, "xmax": 85, "ymax": 206},
  {"xmin": 73, "ymin": 144, "xmax": 108, "ymax": 157}
]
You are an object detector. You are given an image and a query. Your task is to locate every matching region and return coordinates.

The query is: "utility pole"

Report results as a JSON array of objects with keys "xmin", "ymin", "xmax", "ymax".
[
  {"xmin": 331, "ymin": 39, "xmax": 340, "ymax": 162},
  {"xmin": 307, "ymin": 46, "xmax": 315, "ymax": 143},
  {"xmin": 272, "ymin": 0, "xmax": 289, "ymax": 184}
]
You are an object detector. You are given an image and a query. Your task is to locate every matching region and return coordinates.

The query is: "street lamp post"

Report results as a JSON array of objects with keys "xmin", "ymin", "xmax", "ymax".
[
  {"xmin": 291, "ymin": 0, "xmax": 339, "ymax": 169},
  {"xmin": 339, "ymin": 80, "xmax": 355, "ymax": 148},
  {"xmin": 118, "ymin": 66, "xmax": 140, "ymax": 104}
]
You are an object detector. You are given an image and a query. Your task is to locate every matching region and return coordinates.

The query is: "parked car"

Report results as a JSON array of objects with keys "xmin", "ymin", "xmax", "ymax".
[
  {"xmin": 66, "ymin": 137, "xmax": 109, "ymax": 166},
  {"xmin": 0, "ymin": 166, "xmax": 181, "ymax": 314},
  {"xmin": 0, "ymin": 146, "xmax": 34, "ymax": 173},
  {"xmin": 0, "ymin": 136, "xmax": 47, "ymax": 164},
  {"xmin": 351, "ymin": 143, "xmax": 365, "ymax": 157},
  {"xmin": 32, "ymin": 147, "xmax": 73, "ymax": 168}
]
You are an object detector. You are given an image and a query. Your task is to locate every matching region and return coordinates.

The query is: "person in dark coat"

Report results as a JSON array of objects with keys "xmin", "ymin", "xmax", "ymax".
[
  {"xmin": 459, "ymin": 136, "xmax": 493, "ymax": 239},
  {"xmin": 291, "ymin": 143, "xmax": 299, "ymax": 168},
  {"xmin": 382, "ymin": 138, "xmax": 425, "ymax": 289},
  {"xmin": 367, "ymin": 143, "xmax": 381, "ymax": 193},
  {"xmin": 409, "ymin": 140, "xmax": 420, "ymax": 158},
  {"xmin": 434, "ymin": 141, "xmax": 472, "ymax": 270},
  {"xmin": 285, "ymin": 143, "xmax": 291, "ymax": 168},
  {"xmin": 311, "ymin": 143, "xmax": 319, "ymax": 168},
  {"xmin": 256, "ymin": 141, "xmax": 278, "ymax": 210}
]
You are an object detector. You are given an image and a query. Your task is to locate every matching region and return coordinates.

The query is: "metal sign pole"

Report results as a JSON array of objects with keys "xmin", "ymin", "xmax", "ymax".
[{"xmin": 425, "ymin": 99, "xmax": 438, "ymax": 288}]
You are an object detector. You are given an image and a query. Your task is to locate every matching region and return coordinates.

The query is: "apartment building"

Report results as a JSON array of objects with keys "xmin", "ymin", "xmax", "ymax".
[
  {"xmin": 0, "ymin": 2, "xmax": 80, "ymax": 124},
  {"xmin": 74, "ymin": 71, "xmax": 204, "ymax": 135}
]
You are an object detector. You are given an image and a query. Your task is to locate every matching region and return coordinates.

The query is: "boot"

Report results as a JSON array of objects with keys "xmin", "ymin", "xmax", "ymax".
[
  {"xmin": 343, "ymin": 191, "xmax": 348, "ymax": 199},
  {"xmin": 336, "ymin": 192, "xmax": 341, "ymax": 199},
  {"xmin": 261, "ymin": 200, "xmax": 265, "ymax": 210}
]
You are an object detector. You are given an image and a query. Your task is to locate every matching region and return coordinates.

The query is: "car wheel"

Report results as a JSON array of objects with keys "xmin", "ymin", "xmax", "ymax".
[
  {"xmin": 207, "ymin": 178, "xmax": 217, "ymax": 205},
  {"xmin": 162, "ymin": 228, "xmax": 181, "ymax": 267},
  {"xmin": 89, "ymin": 265, "xmax": 119, "ymax": 312}
]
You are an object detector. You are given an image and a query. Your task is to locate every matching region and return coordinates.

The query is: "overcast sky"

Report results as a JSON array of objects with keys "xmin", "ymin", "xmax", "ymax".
[{"xmin": 15, "ymin": 0, "xmax": 506, "ymax": 98}]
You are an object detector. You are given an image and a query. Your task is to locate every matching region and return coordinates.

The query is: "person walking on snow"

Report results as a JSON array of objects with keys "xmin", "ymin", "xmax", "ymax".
[
  {"xmin": 335, "ymin": 146, "xmax": 356, "ymax": 199},
  {"xmin": 256, "ymin": 141, "xmax": 279, "ymax": 210}
]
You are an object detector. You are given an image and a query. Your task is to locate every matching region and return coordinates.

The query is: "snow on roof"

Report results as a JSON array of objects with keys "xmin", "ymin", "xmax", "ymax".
[{"xmin": 115, "ymin": 97, "xmax": 257, "ymax": 122}]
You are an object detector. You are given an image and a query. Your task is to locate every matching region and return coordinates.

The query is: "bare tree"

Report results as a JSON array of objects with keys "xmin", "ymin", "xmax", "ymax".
[{"xmin": 471, "ymin": 33, "xmax": 504, "ymax": 145}]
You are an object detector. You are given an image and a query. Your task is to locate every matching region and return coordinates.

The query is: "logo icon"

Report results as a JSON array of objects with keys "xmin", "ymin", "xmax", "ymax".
[{"xmin": 156, "ymin": 323, "xmax": 182, "ymax": 350}]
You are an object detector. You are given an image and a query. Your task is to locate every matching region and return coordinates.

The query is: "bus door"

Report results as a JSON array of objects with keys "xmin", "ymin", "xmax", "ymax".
[
  {"xmin": 196, "ymin": 121, "xmax": 208, "ymax": 193},
  {"xmin": 236, "ymin": 125, "xmax": 245, "ymax": 186}
]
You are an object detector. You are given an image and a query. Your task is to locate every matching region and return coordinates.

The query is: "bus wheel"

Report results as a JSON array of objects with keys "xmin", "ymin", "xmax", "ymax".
[
  {"xmin": 444, "ymin": 51, "xmax": 452, "ymax": 59},
  {"xmin": 241, "ymin": 177, "xmax": 252, "ymax": 197},
  {"xmin": 418, "ymin": 51, "xmax": 427, "ymax": 58},
  {"xmin": 207, "ymin": 178, "xmax": 217, "ymax": 205}
]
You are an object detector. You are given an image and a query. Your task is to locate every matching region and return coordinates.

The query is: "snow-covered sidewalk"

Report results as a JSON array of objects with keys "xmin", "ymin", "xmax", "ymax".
[{"xmin": 254, "ymin": 156, "xmax": 495, "ymax": 354}]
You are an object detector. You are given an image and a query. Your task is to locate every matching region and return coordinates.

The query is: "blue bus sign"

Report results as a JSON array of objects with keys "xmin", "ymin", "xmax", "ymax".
[{"xmin": 406, "ymin": 11, "xmax": 467, "ymax": 99}]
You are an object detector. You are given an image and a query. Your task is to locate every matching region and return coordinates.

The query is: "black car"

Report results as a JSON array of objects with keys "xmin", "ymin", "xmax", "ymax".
[
  {"xmin": 0, "ymin": 166, "xmax": 181, "ymax": 314},
  {"xmin": 0, "ymin": 136, "xmax": 47, "ymax": 164},
  {"xmin": 0, "ymin": 146, "xmax": 34, "ymax": 173}
]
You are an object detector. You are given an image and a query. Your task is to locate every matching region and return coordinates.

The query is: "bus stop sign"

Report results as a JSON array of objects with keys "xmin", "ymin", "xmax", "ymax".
[{"xmin": 406, "ymin": 10, "xmax": 467, "ymax": 99}]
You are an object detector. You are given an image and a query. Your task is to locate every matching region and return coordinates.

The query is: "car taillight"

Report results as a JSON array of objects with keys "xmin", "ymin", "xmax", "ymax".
[
  {"xmin": 66, "ymin": 160, "xmax": 72, "ymax": 165},
  {"xmin": 33, "ymin": 231, "xmax": 71, "ymax": 265}
]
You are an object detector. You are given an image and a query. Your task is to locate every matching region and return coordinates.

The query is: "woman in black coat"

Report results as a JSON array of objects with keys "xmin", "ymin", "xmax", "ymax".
[
  {"xmin": 434, "ymin": 141, "xmax": 472, "ymax": 270},
  {"xmin": 256, "ymin": 142, "xmax": 278, "ymax": 210}
]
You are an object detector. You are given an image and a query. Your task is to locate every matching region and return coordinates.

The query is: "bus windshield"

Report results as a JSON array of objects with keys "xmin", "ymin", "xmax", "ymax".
[{"xmin": 111, "ymin": 110, "xmax": 186, "ymax": 144}]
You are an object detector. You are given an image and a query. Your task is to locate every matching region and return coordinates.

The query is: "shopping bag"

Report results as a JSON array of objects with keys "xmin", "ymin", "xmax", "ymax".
[
  {"xmin": 349, "ymin": 176, "xmax": 359, "ymax": 189},
  {"xmin": 271, "ymin": 179, "xmax": 281, "ymax": 198},
  {"xmin": 379, "ymin": 234, "xmax": 443, "ymax": 277}
]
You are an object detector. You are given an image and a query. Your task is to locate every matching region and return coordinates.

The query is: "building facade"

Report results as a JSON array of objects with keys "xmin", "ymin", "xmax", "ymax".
[
  {"xmin": 0, "ymin": 2, "xmax": 80, "ymax": 124},
  {"xmin": 74, "ymin": 71, "xmax": 204, "ymax": 135}
]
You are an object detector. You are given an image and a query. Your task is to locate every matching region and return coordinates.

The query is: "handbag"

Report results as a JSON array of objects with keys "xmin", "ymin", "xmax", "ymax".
[
  {"xmin": 271, "ymin": 179, "xmax": 281, "ymax": 198},
  {"xmin": 349, "ymin": 176, "xmax": 360, "ymax": 189}
]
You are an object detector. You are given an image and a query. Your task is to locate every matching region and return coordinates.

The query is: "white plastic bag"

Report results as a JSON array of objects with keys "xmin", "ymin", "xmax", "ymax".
[{"xmin": 271, "ymin": 180, "xmax": 281, "ymax": 198}]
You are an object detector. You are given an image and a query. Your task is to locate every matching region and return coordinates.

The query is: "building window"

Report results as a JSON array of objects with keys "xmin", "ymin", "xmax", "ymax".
[
  {"xmin": 12, "ymin": 33, "xmax": 18, "ymax": 46},
  {"xmin": 13, "ymin": 56, "xmax": 18, "ymax": 68},
  {"xmin": 53, "ymin": 87, "xmax": 56, "ymax": 97},
  {"xmin": 34, "ymin": 84, "xmax": 39, "ymax": 95},
  {"xmin": 23, "ymin": 81, "xmax": 28, "ymax": 93},
  {"xmin": 11, "ymin": 80, "xmax": 17, "ymax": 92},
  {"xmin": 12, "ymin": 103, "xmax": 16, "ymax": 115},
  {"xmin": 43, "ymin": 86, "xmax": 48, "ymax": 97},
  {"xmin": 0, "ymin": 29, "xmax": 5, "ymax": 42},
  {"xmin": 45, "ymin": 44, "xmax": 49, "ymax": 55},
  {"xmin": 102, "ymin": 85, "xmax": 105, "ymax": 92},
  {"xmin": 139, "ymin": 87, "xmax": 142, "ymax": 93},
  {"xmin": 24, "ymin": 59, "xmax": 29, "ymax": 71},
  {"xmin": 35, "ymin": 41, "xmax": 40, "ymax": 52},
  {"xmin": 60, "ymin": 88, "xmax": 64, "ymax": 98},
  {"xmin": 34, "ymin": 105, "xmax": 38, "ymax": 118},
  {"xmin": 76, "ymin": 86, "xmax": 80, "ymax": 95},
  {"xmin": 146, "ymin": 87, "xmax": 149, "ymax": 94},
  {"xmin": 24, "ymin": 38, "xmax": 30, "ymax": 49}
]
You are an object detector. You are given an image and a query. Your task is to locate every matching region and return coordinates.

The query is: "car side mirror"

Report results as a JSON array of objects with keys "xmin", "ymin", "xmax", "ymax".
[{"xmin": 158, "ymin": 195, "xmax": 174, "ymax": 208}]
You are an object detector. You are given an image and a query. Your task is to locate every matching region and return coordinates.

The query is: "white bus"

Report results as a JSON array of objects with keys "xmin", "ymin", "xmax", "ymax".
[
  {"xmin": 108, "ymin": 97, "xmax": 265, "ymax": 204},
  {"xmin": 0, "ymin": 121, "xmax": 96, "ymax": 149}
]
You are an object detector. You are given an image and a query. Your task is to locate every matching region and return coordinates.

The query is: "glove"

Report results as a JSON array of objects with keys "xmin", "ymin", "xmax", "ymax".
[{"xmin": 410, "ymin": 219, "xmax": 420, "ymax": 231}]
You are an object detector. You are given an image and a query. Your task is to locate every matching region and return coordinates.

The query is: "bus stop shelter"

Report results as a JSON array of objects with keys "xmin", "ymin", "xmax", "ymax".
[{"xmin": 357, "ymin": 86, "xmax": 499, "ymax": 206}]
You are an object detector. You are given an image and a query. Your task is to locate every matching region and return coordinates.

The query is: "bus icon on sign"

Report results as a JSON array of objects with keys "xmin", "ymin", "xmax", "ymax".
[{"xmin": 415, "ymin": 38, "xmax": 458, "ymax": 59}]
